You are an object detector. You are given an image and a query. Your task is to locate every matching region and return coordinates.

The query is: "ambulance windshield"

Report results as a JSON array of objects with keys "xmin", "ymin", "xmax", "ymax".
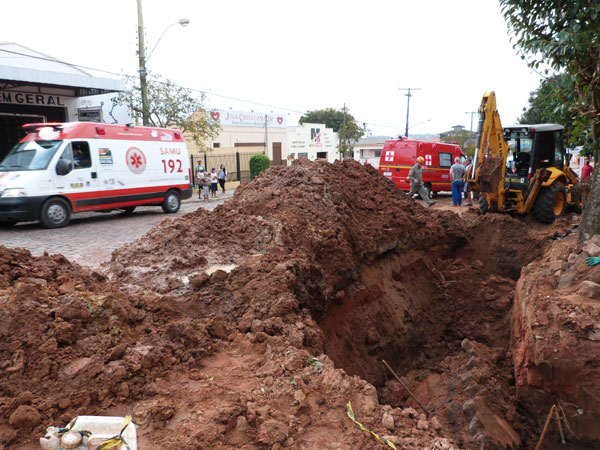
[{"xmin": 0, "ymin": 140, "xmax": 62, "ymax": 171}]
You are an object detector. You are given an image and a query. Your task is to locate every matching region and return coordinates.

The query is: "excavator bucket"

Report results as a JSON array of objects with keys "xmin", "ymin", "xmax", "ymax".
[{"xmin": 478, "ymin": 156, "xmax": 504, "ymax": 193}]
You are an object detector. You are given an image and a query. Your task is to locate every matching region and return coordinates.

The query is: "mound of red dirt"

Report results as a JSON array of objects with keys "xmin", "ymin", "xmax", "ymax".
[
  {"xmin": 512, "ymin": 233, "xmax": 600, "ymax": 443},
  {"xmin": 0, "ymin": 158, "xmax": 587, "ymax": 449},
  {"xmin": 1, "ymin": 160, "xmax": 464, "ymax": 449}
]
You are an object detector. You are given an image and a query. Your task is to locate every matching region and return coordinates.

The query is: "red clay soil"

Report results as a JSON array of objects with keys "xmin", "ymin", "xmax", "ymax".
[
  {"xmin": 512, "ymin": 233, "xmax": 600, "ymax": 445},
  {"xmin": 0, "ymin": 159, "xmax": 592, "ymax": 450}
]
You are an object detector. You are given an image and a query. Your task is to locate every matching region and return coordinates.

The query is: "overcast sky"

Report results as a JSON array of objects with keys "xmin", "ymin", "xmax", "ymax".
[{"xmin": 1, "ymin": 0, "xmax": 543, "ymax": 136}]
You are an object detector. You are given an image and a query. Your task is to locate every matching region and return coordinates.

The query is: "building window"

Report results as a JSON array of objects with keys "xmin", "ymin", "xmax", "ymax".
[
  {"xmin": 213, "ymin": 143, "xmax": 221, "ymax": 148},
  {"xmin": 298, "ymin": 152, "xmax": 309, "ymax": 159},
  {"xmin": 439, "ymin": 152, "xmax": 452, "ymax": 167},
  {"xmin": 374, "ymin": 150, "xmax": 382, "ymax": 157},
  {"xmin": 317, "ymin": 152, "xmax": 327, "ymax": 159}
]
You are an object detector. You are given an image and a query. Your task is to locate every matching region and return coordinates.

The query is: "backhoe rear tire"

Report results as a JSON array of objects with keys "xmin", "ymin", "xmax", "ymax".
[{"xmin": 532, "ymin": 182, "xmax": 567, "ymax": 224}]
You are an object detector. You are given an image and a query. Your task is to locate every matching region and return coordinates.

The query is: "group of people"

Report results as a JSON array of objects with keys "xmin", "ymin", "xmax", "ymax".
[
  {"xmin": 195, "ymin": 163, "xmax": 228, "ymax": 202},
  {"xmin": 407, "ymin": 156, "xmax": 473, "ymax": 207}
]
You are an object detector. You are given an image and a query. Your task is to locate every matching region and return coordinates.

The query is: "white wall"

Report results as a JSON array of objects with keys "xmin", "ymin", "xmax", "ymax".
[
  {"xmin": 208, "ymin": 125, "xmax": 287, "ymax": 162},
  {"xmin": 287, "ymin": 123, "xmax": 339, "ymax": 163},
  {"xmin": 353, "ymin": 146, "xmax": 382, "ymax": 168},
  {"xmin": 71, "ymin": 93, "xmax": 133, "ymax": 124},
  {"xmin": 206, "ymin": 109, "xmax": 289, "ymax": 162}
]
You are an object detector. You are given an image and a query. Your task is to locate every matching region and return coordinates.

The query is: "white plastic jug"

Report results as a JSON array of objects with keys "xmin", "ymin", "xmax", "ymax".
[
  {"xmin": 68, "ymin": 416, "xmax": 137, "ymax": 450},
  {"xmin": 39, "ymin": 427, "xmax": 60, "ymax": 450}
]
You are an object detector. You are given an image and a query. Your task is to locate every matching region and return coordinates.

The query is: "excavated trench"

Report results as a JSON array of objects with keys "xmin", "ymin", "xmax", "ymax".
[
  {"xmin": 317, "ymin": 216, "xmax": 554, "ymax": 449},
  {"xmin": 5, "ymin": 161, "xmax": 598, "ymax": 449}
]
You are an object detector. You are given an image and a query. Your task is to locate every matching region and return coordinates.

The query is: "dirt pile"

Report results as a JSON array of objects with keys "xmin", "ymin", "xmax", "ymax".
[
  {"xmin": 2, "ymin": 160, "xmax": 466, "ymax": 449},
  {"xmin": 0, "ymin": 158, "xmax": 591, "ymax": 449},
  {"xmin": 512, "ymin": 233, "xmax": 600, "ymax": 444},
  {"xmin": 0, "ymin": 246, "xmax": 217, "ymax": 448}
]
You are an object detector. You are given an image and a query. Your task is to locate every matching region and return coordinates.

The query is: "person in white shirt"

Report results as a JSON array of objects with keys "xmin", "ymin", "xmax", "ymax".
[{"xmin": 210, "ymin": 168, "xmax": 218, "ymax": 198}]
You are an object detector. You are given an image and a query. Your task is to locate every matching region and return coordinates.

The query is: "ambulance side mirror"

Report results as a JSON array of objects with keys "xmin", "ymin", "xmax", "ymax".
[{"xmin": 56, "ymin": 160, "xmax": 72, "ymax": 176}]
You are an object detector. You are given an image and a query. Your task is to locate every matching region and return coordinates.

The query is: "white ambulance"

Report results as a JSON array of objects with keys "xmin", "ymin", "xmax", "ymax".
[{"xmin": 0, "ymin": 122, "xmax": 193, "ymax": 228}]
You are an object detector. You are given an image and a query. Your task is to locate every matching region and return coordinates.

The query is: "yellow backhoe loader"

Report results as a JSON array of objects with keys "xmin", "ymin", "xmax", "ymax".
[{"xmin": 468, "ymin": 91, "xmax": 587, "ymax": 223}]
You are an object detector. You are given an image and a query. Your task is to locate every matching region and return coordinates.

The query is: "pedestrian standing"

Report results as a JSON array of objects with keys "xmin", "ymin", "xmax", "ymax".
[
  {"xmin": 201, "ymin": 171, "xmax": 210, "ymax": 202},
  {"xmin": 210, "ymin": 168, "xmax": 218, "ymax": 198},
  {"xmin": 463, "ymin": 157, "xmax": 473, "ymax": 206},
  {"xmin": 450, "ymin": 157, "xmax": 466, "ymax": 206},
  {"xmin": 582, "ymin": 159, "xmax": 593, "ymax": 180},
  {"xmin": 408, "ymin": 157, "xmax": 435, "ymax": 207},
  {"xmin": 218, "ymin": 164, "xmax": 228, "ymax": 193},
  {"xmin": 195, "ymin": 161, "xmax": 204, "ymax": 189}
]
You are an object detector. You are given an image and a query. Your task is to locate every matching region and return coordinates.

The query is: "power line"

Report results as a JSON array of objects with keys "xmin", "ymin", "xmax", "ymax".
[{"xmin": 0, "ymin": 47, "xmax": 409, "ymax": 132}]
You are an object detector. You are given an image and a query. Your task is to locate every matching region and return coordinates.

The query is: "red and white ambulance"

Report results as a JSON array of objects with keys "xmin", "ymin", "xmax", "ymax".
[
  {"xmin": 378, "ymin": 138, "xmax": 465, "ymax": 195},
  {"xmin": 0, "ymin": 122, "xmax": 193, "ymax": 228}
]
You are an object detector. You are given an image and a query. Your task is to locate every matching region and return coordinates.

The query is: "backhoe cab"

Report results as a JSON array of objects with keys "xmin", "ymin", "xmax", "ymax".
[{"xmin": 468, "ymin": 91, "xmax": 586, "ymax": 223}]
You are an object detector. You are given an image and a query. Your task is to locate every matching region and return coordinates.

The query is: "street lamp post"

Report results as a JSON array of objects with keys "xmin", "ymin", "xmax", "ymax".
[{"xmin": 136, "ymin": 0, "xmax": 189, "ymax": 126}]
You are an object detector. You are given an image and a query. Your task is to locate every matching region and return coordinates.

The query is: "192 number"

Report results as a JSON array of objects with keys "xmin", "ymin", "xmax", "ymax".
[{"xmin": 161, "ymin": 159, "xmax": 182, "ymax": 173}]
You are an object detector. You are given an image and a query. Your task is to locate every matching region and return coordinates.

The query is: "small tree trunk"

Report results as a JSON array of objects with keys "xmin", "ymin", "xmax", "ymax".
[{"xmin": 577, "ymin": 121, "xmax": 600, "ymax": 245}]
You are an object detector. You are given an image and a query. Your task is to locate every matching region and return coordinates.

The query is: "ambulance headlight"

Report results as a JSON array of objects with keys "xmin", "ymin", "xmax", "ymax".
[{"xmin": 1, "ymin": 188, "xmax": 27, "ymax": 198}]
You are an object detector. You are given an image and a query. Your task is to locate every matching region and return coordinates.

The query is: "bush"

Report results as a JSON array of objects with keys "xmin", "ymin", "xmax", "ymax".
[{"xmin": 249, "ymin": 154, "xmax": 271, "ymax": 180}]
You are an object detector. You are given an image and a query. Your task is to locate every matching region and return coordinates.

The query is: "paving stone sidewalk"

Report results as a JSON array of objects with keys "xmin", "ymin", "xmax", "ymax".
[{"xmin": 0, "ymin": 190, "xmax": 234, "ymax": 269}]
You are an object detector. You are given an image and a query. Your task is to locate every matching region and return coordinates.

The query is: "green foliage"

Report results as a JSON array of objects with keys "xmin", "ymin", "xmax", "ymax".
[
  {"xmin": 499, "ymin": 0, "xmax": 600, "ymax": 157},
  {"xmin": 520, "ymin": 73, "xmax": 592, "ymax": 153},
  {"xmin": 300, "ymin": 108, "xmax": 349, "ymax": 132},
  {"xmin": 249, "ymin": 154, "xmax": 270, "ymax": 180},
  {"xmin": 499, "ymin": 0, "xmax": 600, "ymax": 242},
  {"xmin": 440, "ymin": 129, "xmax": 477, "ymax": 156},
  {"xmin": 116, "ymin": 73, "xmax": 220, "ymax": 153},
  {"xmin": 300, "ymin": 107, "xmax": 365, "ymax": 158}
]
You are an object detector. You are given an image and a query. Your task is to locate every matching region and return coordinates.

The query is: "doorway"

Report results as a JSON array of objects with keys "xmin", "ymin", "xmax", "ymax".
[
  {"xmin": 0, "ymin": 113, "xmax": 46, "ymax": 160},
  {"xmin": 272, "ymin": 142, "xmax": 283, "ymax": 166}
]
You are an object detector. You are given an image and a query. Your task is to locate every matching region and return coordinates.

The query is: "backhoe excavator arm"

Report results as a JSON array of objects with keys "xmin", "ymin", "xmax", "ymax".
[{"xmin": 468, "ymin": 91, "xmax": 510, "ymax": 211}]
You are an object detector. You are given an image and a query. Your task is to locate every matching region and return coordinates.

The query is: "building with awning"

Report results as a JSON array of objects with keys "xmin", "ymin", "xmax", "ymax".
[{"xmin": 0, "ymin": 43, "xmax": 127, "ymax": 159}]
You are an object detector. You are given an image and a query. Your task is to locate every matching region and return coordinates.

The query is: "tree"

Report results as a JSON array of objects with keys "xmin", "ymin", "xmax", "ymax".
[
  {"xmin": 499, "ymin": 0, "xmax": 600, "ymax": 157},
  {"xmin": 117, "ymin": 74, "xmax": 220, "ymax": 153},
  {"xmin": 299, "ymin": 108, "xmax": 365, "ymax": 158},
  {"xmin": 440, "ymin": 127, "xmax": 477, "ymax": 156},
  {"xmin": 520, "ymin": 73, "xmax": 592, "ymax": 153},
  {"xmin": 499, "ymin": 0, "xmax": 600, "ymax": 244}
]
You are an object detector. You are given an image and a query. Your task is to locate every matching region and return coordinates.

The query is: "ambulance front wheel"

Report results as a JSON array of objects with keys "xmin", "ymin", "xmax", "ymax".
[
  {"xmin": 162, "ymin": 190, "xmax": 181, "ymax": 214},
  {"xmin": 40, "ymin": 197, "xmax": 71, "ymax": 228}
]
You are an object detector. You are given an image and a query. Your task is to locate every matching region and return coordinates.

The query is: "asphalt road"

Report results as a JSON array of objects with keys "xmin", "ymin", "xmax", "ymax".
[{"xmin": 0, "ymin": 190, "xmax": 234, "ymax": 269}]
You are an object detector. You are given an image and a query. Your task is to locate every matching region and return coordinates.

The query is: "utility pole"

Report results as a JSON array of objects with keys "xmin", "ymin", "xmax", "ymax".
[
  {"xmin": 136, "ymin": 0, "xmax": 189, "ymax": 127},
  {"xmin": 264, "ymin": 114, "xmax": 269, "ymax": 155},
  {"xmin": 399, "ymin": 88, "xmax": 420, "ymax": 138},
  {"xmin": 136, "ymin": 0, "xmax": 149, "ymax": 126},
  {"xmin": 465, "ymin": 111, "xmax": 477, "ymax": 131}
]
